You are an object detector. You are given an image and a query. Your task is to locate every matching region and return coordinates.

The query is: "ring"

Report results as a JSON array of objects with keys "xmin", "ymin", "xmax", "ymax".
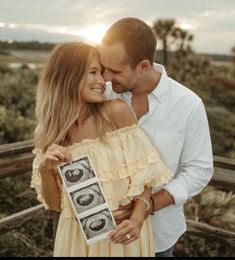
[{"xmin": 126, "ymin": 233, "xmax": 131, "ymax": 239}]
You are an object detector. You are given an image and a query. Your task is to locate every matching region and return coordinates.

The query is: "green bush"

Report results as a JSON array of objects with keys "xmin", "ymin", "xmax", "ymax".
[
  {"xmin": 0, "ymin": 50, "xmax": 234, "ymax": 257},
  {"xmin": 0, "ymin": 66, "xmax": 38, "ymax": 144}
]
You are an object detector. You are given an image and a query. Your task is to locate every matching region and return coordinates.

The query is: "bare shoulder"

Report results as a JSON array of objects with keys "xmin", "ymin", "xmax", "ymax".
[
  {"xmin": 34, "ymin": 124, "xmax": 42, "ymax": 148},
  {"xmin": 103, "ymin": 99, "xmax": 137, "ymax": 128},
  {"xmin": 103, "ymin": 99, "xmax": 130, "ymax": 114}
]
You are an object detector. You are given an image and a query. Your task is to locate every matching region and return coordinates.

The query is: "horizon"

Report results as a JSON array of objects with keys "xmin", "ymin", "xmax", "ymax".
[{"xmin": 1, "ymin": 40, "xmax": 233, "ymax": 58}]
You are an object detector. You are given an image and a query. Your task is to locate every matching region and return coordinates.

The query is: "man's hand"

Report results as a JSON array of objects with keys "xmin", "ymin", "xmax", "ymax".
[
  {"xmin": 112, "ymin": 189, "xmax": 174, "ymax": 225},
  {"xmin": 113, "ymin": 200, "xmax": 135, "ymax": 224},
  {"xmin": 113, "ymin": 196, "xmax": 155, "ymax": 224}
]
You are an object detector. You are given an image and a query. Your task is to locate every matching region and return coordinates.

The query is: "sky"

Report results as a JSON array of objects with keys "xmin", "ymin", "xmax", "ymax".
[{"xmin": 0, "ymin": 0, "xmax": 235, "ymax": 55}]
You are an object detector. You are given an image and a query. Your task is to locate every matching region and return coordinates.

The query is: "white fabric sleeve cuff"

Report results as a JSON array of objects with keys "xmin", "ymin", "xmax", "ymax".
[{"xmin": 163, "ymin": 182, "xmax": 189, "ymax": 206}]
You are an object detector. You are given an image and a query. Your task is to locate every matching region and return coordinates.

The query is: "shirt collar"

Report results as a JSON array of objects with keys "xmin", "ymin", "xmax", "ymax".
[
  {"xmin": 150, "ymin": 63, "xmax": 170, "ymax": 103},
  {"xmin": 119, "ymin": 63, "xmax": 169, "ymax": 103}
]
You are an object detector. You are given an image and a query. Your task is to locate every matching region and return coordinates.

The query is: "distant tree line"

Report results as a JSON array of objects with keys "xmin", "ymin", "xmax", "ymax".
[{"xmin": 0, "ymin": 40, "xmax": 55, "ymax": 51}]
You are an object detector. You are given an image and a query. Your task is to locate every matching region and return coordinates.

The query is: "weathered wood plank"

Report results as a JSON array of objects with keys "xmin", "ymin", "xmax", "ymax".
[
  {"xmin": 213, "ymin": 155, "xmax": 235, "ymax": 170},
  {"xmin": 0, "ymin": 141, "xmax": 235, "ymax": 249},
  {"xmin": 1, "ymin": 205, "xmax": 235, "ymax": 249},
  {"xmin": 0, "ymin": 204, "xmax": 45, "ymax": 234},
  {"xmin": 1, "ymin": 158, "xmax": 233, "ymax": 189},
  {"xmin": 210, "ymin": 167, "xmax": 235, "ymax": 191},
  {"xmin": 186, "ymin": 219, "xmax": 235, "ymax": 248},
  {"xmin": 0, "ymin": 140, "xmax": 34, "ymax": 158},
  {"xmin": 0, "ymin": 153, "xmax": 35, "ymax": 178}
]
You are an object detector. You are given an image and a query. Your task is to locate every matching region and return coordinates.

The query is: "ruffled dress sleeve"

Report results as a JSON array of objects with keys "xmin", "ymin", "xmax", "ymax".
[
  {"xmin": 31, "ymin": 124, "xmax": 172, "ymax": 215},
  {"xmin": 69, "ymin": 124, "xmax": 173, "ymax": 211},
  {"xmin": 31, "ymin": 148, "xmax": 62, "ymax": 210}
]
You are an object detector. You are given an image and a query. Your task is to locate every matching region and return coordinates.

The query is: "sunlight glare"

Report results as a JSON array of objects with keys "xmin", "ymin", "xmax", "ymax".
[
  {"xmin": 80, "ymin": 25, "xmax": 108, "ymax": 44},
  {"xmin": 177, "ymin": 20, "xmax": 197, "ymax": 31}
]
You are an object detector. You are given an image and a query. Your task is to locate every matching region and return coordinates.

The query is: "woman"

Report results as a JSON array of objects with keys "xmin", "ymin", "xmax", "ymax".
[{"xmin": 31, "ymin": 42, "xmax": 172, "ymax": 257}]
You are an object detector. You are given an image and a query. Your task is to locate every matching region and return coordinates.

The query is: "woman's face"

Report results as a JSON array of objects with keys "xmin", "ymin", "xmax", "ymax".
[{"xmin": 80, "ymin": 54, "xmax": 106, "ymax": 104}]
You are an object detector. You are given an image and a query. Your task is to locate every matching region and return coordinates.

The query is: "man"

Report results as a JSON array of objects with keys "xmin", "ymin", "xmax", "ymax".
[{"xmin": 99, "ymin": 17, "xmax": 214, "ymax": 257}]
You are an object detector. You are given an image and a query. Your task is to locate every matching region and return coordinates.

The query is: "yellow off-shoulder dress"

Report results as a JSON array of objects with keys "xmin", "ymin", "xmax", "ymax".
[{"xmin": 31, "ymin": 124, "xmax": 172, "ymax": 257}]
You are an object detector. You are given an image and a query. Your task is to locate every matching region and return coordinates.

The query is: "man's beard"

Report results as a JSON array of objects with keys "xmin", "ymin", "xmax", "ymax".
[{"xmin": 112, "ymin": 83, "xmax": 131, "ymax": 93}]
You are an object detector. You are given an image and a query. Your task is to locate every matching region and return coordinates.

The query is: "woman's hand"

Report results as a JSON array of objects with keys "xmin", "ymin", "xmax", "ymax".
[
  {"xmin": 35, "ymin": 144, "xmax": 72, "ymax": 212},
  {"xmin": 39, "ymin": 144, "xmax": 72, "ymax": 174},
  {"xmin": 108, "ymin": 217, "xmax": 143, "ymax": 245}
]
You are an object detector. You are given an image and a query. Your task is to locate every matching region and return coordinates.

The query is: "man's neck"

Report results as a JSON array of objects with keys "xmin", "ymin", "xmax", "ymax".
[
  {"xmin": 131, "ymin": 67, "xmax": 161, "ymax": 120},
  {"xmin": 131, "ymin": 66, "xmax": 161, "ymax": 98}
]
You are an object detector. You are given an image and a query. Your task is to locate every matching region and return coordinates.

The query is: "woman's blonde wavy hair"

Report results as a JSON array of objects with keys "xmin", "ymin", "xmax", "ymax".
[{"xmin": 36, "ymin": 42, "xmax": 113, "ymax": 153}]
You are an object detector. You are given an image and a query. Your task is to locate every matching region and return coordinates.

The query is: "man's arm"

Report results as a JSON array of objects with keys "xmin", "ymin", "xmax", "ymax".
[
  {"xmin": 114, "ymin": 99, "xmax": 213, "ymax": 221},
  {"xmin": 163, "ymin": 99, "xmax": 214, "ymax": 207},
  {"xmin": 114, "ymin": 189, "xmax": 174, "ymax": 223},
  {"xmin": 151, "ymin": 189, "xmax": 174, "ymax": 211}
]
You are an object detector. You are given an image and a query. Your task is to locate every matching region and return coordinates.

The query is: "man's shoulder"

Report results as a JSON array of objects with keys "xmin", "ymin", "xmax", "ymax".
[
  {"xmin": 154, "ymin": 63, "xmax": 201, "ymax": 104},
  {"xmin": 169, "ymin": 78, "xmax": 202, "ymax": 105}
]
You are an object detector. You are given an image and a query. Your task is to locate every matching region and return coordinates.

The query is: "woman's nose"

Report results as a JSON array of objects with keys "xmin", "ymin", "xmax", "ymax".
[
  {"xmin": 103, "ymin": 69, "xmax": 113, "ymax": 81},
  {"xmin": 97, "ymin": 73, "xmax": 105, "ymax": 84}
]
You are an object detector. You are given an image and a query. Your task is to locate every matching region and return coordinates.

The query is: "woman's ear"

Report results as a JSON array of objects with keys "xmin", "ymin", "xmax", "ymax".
[{"xmin": 137, "ymin": 59, "xmax": 151, "ymax": 74}]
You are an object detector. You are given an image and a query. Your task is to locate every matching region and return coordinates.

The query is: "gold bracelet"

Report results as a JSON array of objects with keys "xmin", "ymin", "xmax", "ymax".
[{"xmin": 134, "ymin": 196, "xmax": 151, "ymax": 211}]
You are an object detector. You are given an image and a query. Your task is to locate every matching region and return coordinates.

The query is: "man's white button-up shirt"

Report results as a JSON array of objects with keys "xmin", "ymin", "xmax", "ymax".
[{"xmin": 104, "ymin": 63, "xmax": 214, "ymax": 252}]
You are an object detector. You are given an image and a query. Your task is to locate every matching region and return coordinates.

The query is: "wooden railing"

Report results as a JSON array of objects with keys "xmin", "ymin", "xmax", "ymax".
[{"xmin": 0, "ymin": 140, "xmax": 235, "ymax": 248}]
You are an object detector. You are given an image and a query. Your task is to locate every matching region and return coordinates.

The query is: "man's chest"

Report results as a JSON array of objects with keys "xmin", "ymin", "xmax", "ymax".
[{"xmin": 140, "ymin": 109, "xmax": 186, "ymax": 173}]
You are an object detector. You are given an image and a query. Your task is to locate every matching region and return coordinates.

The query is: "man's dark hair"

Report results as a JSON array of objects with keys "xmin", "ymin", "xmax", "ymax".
[{"xmin": 102, "ymin": 17, "xmax": 157, "ymax": 68}]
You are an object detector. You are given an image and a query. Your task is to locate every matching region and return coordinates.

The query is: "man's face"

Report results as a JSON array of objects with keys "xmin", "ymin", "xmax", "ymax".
[{"xmin": 99, "ymin": 42, "xmax": 139, "ymax": 93}]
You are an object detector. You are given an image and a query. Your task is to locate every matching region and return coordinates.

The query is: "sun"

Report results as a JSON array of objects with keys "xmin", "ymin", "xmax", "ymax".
[{"xmin": 80, "ymin": 24, "xmax": 109, "ymax": 45}]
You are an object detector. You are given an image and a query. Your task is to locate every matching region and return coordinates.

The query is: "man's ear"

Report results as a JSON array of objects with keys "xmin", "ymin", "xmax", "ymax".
[{"xmin": 137, "ymin": 59, "xmax": 151, "ymax": 74}]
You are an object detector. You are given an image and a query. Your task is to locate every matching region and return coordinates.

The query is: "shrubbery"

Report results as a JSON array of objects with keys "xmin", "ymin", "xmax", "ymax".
[
  {"xmin": 0, "ymin": 66, "xmax": 38, "ymax": 144},
  {"xmin": 0, "ymin": 50, "xmax": 234, "ymax": 256}
]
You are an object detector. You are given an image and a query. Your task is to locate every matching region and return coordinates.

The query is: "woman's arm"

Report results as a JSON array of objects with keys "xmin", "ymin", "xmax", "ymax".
[
  {"xmin": 130, "ymin": 186, "xmax": 152, "ymax": 227},
  {"xmin": 34, "ymin": 126, "xmax": 72, "ymax": 212},
  {"xmin": 104, "ymin": 99, "xmax": 151, "ymax": 244},
  {"xmin": 108, "ymin": 186, "xmax": 152, "ymax": 244}
]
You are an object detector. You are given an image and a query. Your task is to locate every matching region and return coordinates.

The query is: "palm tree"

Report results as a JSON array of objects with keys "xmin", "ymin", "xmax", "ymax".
[
  {"xmin": 152, "ymin": 19, "xmax": 194, "ymax": 65},
  {"xmin": 173, "ymin": 29, "xmax": 194, "ymax": 52},
  {"xmin": 152, "ymin": 19, "xmax": 176, "ymax": 65},
  {"xmin": 173, "ymin": 28, "xmax": 194, "ymax": 60}
]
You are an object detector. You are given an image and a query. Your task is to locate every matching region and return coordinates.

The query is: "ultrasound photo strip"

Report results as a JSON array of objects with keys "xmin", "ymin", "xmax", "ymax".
[
  {"xmin": 57, "ymin": 155, "xmax": 116, "ymax": 245},
  {"xmin": 70, "ymin": 182, "xmax": 106, "ymax": 214},
  {"xmin": 80, "ymin": 208, "xmax": 116, "ymax": 244},
  {"xmin": 59, "ymin": 156, "xmax": 96, "ymax": 189}
]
